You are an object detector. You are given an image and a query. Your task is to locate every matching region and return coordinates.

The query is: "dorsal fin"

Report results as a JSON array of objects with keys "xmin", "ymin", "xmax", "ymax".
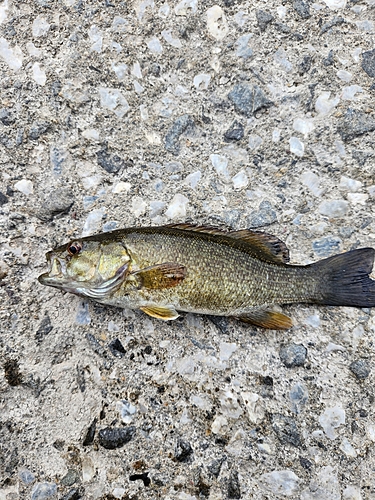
[{"xmin": 165, "ymin": 224, "xmax": 289, "ymax": 265}]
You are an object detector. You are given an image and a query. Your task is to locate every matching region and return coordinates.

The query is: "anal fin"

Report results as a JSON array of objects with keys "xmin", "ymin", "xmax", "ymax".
[
  {"xmin": 238, "ymin": 309, "xmax": 293, "ymax": 330},
  {"xmin": 140, "ymin": 304, "xmax": 179, "ymax": 320}
]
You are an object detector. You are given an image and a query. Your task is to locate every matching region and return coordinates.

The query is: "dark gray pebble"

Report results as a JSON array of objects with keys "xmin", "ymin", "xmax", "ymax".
[
  {"xmin": 247, "ymin": 201, "xmax": 277, "ymax": 228},
  {"xmin": 207, "ymin": 456, "xmax": 226, "ymax": 477},
  {"xmin": 312, "ymin": 236, "xmax": 341, "ymax": 258},
  {"xmin": 60, "ymin": 469, "xmax": 79, "ymax": 487},
  {"xmin": 271, "ymin": 414, "xmax": 302, "ymax": 447},
  {"xmin": 337, "ymin": 108, "xmax": 375, "ymax": 141},
  {"xmin": 108, "ymin": 338, "xmax": 126, "ymax": 358},
  {"xmin": 85, "ymin": 333, "xmax": 106, "ymax": 357},
  {"xmin": 228, "ymin": 84, "xmax": 273, "ymax": 118},
  {"xmin": 293, "ymin": 0, "xmax": 310, "ymax": 19},
  {"xmin": 298, "ymin": 55, "xmax": 312, "ymax": 75},
  {"xmin": 165, "ymin": 114, "xmax": 195, "ymax": 155},
  {"xmin": 352, "ymin": 150, "xmax": 373, "ymax": 166},
  {"xmin": 29, "ymin": 121, "xmax": 51, "ymax": 140},
  {"xmin": 224, "ymin": 121, "xmax": 244, "ymax": 142},
  {"xmin": 320, "ymin": 16, "xmax": 345, "ymax": 35},
  {"xmin": 256, "ymin": 10, "xmax": 274, "ymax": 32},
  {"xmin": 0, "ymin": 108, "xmax": 15, "ymax": 126},
  {"xmin": 98, "ymin": 426, "xmax": 136, "ymax": 449},
  {"xmin": 36, "ymin": 188, "xmax": 74, "ymax": 221},
  {"xmin": 361, "ymin": 49, "xmax": 375, "ymax": 78},
  {"xmin": 323, "ymin": 49, "xmax": 335, "ymax": 66},
  {"xmin": 338, "ymin": 227, "xmax": 355, "ymax": 239},
  {"xmin": 349, "ymin": 359, "xmax": 371, "ymax": 380},
  {"xmin": 60, "ymin": 488, "xmax": 83, "ymax": 500},
  {"xmin": 227, "ymin": 470, "xmax": 241, "ymax": 499},
  {"xmin": 280, "ymin": 343, "xmax": 307, "ymax": 368},
  {"xmin": 129, "ymin": 472, "xmax": 151, "ymax": 487},
  {"xmin": 275, "ymin": 23, "xmax": 291, "ymax": 33},
  {"xmin": 0, "ymin": 191, "xmax": 8, "ymax": 206},
  {"xmin": 35, "ymin": 316, "xmax": 53, "ymax": 343},
  {"xmin": 82, "ymin": 418, "xmax": 97, "ymax": 446},
  {"xmin": 96, "ymin": 145, "xmax": 126, "ymax": 173},
  {"xmin": 175, "ymin": 437, "xmax": 194, "ymax": 462}
]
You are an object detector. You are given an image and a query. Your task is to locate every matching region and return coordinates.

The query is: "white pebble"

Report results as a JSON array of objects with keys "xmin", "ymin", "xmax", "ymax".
[
  {"xmin": 293, "ymin": 118, "xmax": 315, "ymax": 137},
  {"xmin": 340, "ymin": 438, "xmax": 357, "ymax": 458},
  {"xmin": 149, "ymin": 200, "xmax": 166, "ymax": 218},
  {"xmin": 82, "ymin": 128, "xmax": 100, "ymax": 141},
  {"xmin": 190, "ymin": 394, "xmax": 212, "ymax": 410},
  {"xmin": 0, "ymin": 0, "xmax": 9, "ymax": 25},
  {"xmin": 258, "ymin": 470, "xmax": 301, "ymax": 497},
  {"xmin": 289, "ymin": 137, "xmax": 304, "ymax": 157},
  {"xmin": 232, "ymin": 170, "xmax": 249, "ymax": 189},
  {"xmin": 81, "ymin": 175, "xmax": 101, "ymax": 191},
  {"xmin": 26, "ymin": 42, "xmax": 42, "ymax": 57},
  {"xmin": 0, "ymin": 37, "xmax": 23, "ymax": 70},
  {"xmin": 341, "ymin": 85, "xmax": 363, "ymax": 100},
  {"xmin": 356, "ymin": 20, "xmax": 374, "ymax": 31},
  {"xmin": 219, "ymin": 390, "xmax": 243, "ymax": 419},
  {"xmin": 88, "ymin": 25, "xmax": 102, "ymax": 52},
  {"xmin": 112, "ymin": 181, "xmax": 131, "ymax": 194},
  {"xmin": 165, "ymin": 193, "xmax": 189, "ymax": 219},
  {"xmin": 219, "ymin": 342, "xmax": 237, "ymax": 361},
  {"xmin": 301, "ymin": 171, "xmax": 323, "ymax": 196},
  {"xmin": 236, "ymin": 34, "xmax": 253, "ymax": 59},
  {"xmin": 75, "ymin": 301, "xmax": 91, "ymax": 325},
  {"xmin": 210, "ymin": 154, "xmax": 230, "ymax": 181},
  {"xmin": 367, "ymin": 185, "xmax": 375, "ymax": 198},
  {"xmin": 322, "ymin": 0, "xmax": 347, "ymax": 8},
  {"xmin": 98, "ymin": 87, "xmax": 129, "ymax": 118},
  {"xmin": 175, "ymin": 0, "xmax": 197, "ymax": 15},
  {"xmin": 339, "ymin": 175, "xmax": 362, "ymax": 192},
  {"xmin": 207, "ymin": 5, "xmax": 229, "ymax": 41},
  {"xmin": 334, "ymin": 140, "xmax": 346, "ymax": 157},
  {"xmin": 315, "ymin": 91, "xmax": 340, "ymax": 115},
  {"xmin": 112, "ymin": 488, "xmax": 126, "ymax": 500},
  {"xmin": 319, "ymin": 199, "xmax": 348, "ymax": 217},
  {"xmin": 131, "ymin": 61, "xmax": 142, "ymax": 79},
  {"xmin": 135, "ymin": 0, "xmax": 155, "ymax": 21},
  {"xmin": 319, "ymin": 406, "xmax": 345, "ymax": 439},
  {"xmin": 108, "ymin": 321, "xmax": 120, "ymax": 332},
  {"xmin": 272, "ymin": 129, "xmax": 281, "ymax": 142},
  {"xmin": 117, "ymin": 400, "xmax": 136, "ymax": 424},
  {"xmin": 81, "ymin": 456, "xmax": 95, "ymax": 482},
  {"xmin": 82, "ymin": 208, "xmax": 105, "ymax": 236},
  {"xmin": 241, "ymin": 392, "xmax": 265, "ymax": 423},
  {"xmin": 32, "ymin": 62, "xmax": 46, "ymax": 85},
  {"xmin": 305, "ymin": 314, "xmax": 321, "ymax": 328},
  {"xmin": 32, "ymin": 16, "xmax": 50, "ymax": 37},
  {"xmin": 158, "ymin": 3, "xmax": 170, "ymax": 17},
  {"xmin": 161, "ymin": 29, "xmax": 182, "ymax": 48},
  {"xmin": 325, "ymin": 342, "xmax": 346, "ymax": 352},
  {"xmin": 14, "ymin": 179, "xmax": 33, "ymax": 195},
  {"xmin": 193, "ymin": 73, "xmax": 211, "ymax": 90},
  {"xmin": 131, "ymin": 196, "xmax": 147, "ymax": 217},
  {"xmin": 147, "ymin": 36, "xmax": 163, "ymax": 53},
  {"xmin": 347, "ymin": 193, "xmax": 368, "ymax": 205},
  {"xmin": 112, "ymin": 16, "xmax": 127, "ymax": 31},
  {"xmin": 277, "ymin": 5, "xmax": 287, "ymax": 18},
  {"xmin": 211, "ymin": 415, "xmax": 228, "ymax": 434},
  {"xmin": 234, "ymin": 11, "xmax": 248, "ymax": 27},
  {"xmin": 248, "ymin": 134, "xmax": 263, "ymax": 150},
  {"xmin": 337, "ymin": 69, "xmax": 353, "ymax": 82},
  {"xmin": 183, "ymin": 171, "xmax": 201, "ymax": 189},
  {"xmin": 133, "ymin": 80, "xmax": 144, "ymax": 93},
  {"xmin": 112, "ymin": 62, "xmax": 128, "ymax": 80},
  {"xmin": 343, "ymin": 485, "xmax": 362, "ymax": 500}
]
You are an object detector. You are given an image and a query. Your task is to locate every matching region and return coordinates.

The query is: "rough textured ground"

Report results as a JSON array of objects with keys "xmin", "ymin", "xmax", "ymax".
[{"xmin": 1, "ymin": 0, "xmax": 375, "ymax": 498}]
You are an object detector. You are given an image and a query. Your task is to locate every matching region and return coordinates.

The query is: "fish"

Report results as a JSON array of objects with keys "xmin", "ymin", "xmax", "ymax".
[{"xmin": 38, "ymin": 224, "xmax": 375, "ymax": 330}]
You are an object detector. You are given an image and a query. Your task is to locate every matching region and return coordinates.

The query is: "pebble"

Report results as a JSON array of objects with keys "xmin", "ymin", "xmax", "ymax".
[
  {"xmin": 236, "ymin": 34, "xmax": 253, "ymax": 59},
  {"xmin": 88, "ymin": 25, "xmax": 103, "ymax": 52},
  {"xmin": 75, "ymin": 301, "xmax": 91, "ymax": 325},
  {"xmin": 147, "ymin": 37, "xmax": 163, "ymax": 54},
  {"xmin": 81, "ymin": 456, "xmax": 95, "ymax": 481},
  {"xmin": 35, "ymin": 315, "xmax": 53, "ymax": 342},
  {"xmin": 321, "ymin": 16, "xmax": 345, "ymax": 34},
  {"xmin": 343, "ymin": 485, "xmax": 362, "ymax": 500},
  {"xmin": 337, "ymin": 69, "xmax": 352, "ymax": 82},
  {"xmin": 36, "ymin": 188, "xmax": 74, "ymax": 221},
  {"xmin": 117, "ymin": 400, "xmax": 137, "ymax": 424},
  {"xmin": 258, "ymin": 470, "xmax": 300, "ymax": 497},
  {"xmin": 300, "ymin": 465, "xmax": 340, "ymax": 499},
  {"xmin": 337, "ymin": 108, "xmax": 375, "ymax": 141},
  {"xmin": 289, "ymin": 137, "xmax": 304, "ymax": 157},
  {"xmin": 219, "ymin": 342, "xmax": 237, "ymax": 361},
  {"xmin": 248, "ymin": 134, "xmax": 263, "ymax": 150},
  {"xmin": 98, "ymin": 426, "xmax": 136, "ymax": 449},
  {"xmin": 82, "ymin": 128, "xmax": 100, "ymax": 140},
  {"xmin": 32, "ymin": 62, "xmax": 46, "ymax": 85},
  {"xmin": 0, "ymin": 37, "xmax": 23, "ymax": 70},
  {"xmin": 0, "ymin": 107, "xmax": 14, "ymax": 126},
  {"xmin": 82, "ymin": 418, "xmax": 97, "ymax": 446},
  {"xmin": 61, "ymin": 470, "xmax": 79, "ymax": 487},
  {"xmin": 32, "ymin": 16, "xmax": 50, "ymax": 37},
  {"xmin": 271, "ymin": 414, "xmax": 302, "ymax": 447},
  {"xmin": 319, "ymin": 406, "xmax": 345, "ymax": 439},
  {"xmin": 256, "ymin": 10, "xmax": 274, "ymax": 31},
  {"xmin": 112, "ymin": 62, "xmax": 128, "ymax": 80},
  {"xmin": 31, "ymin": 483, "xmax": 57, "ymax": 500},
  {"xmin": 361, "ymin": 48, "xmax": 375, "ymax": 77},
  {"xmin": 165, "ymin": 193, "xmax": 189, "ymax": 219},
  {"xmin": 175, "ymin": 0, "xmax": 198, "ymax": 16},
  {"xmin": 112, "ymin": 181, "xmax": 131, "ymax": 194},
  {"xmin": 301, "ymin": 171, "xmax": 323, "ymax": 196},
  {"xmin": 19, "ymin": 468, "xmax": 35, "ymax": 484},
  {"xmin": 347, "ymin": 193, "xmax": 368, "ymax": 205},
  {"xmin": 193, "ymin": 73, "xmax": 211, "ymax": 90},
  {"xmin": 96, "ymin": 146, "xmax": 125, "ymax": 173},
  {"xmin": 349, "ymin": 359, "xmax": 370, "ymax": 380},
  {"xmin": 183, "ymin": 171, "xmax": 201, "ymax": 189},
  {"xmin": 290, "ymin": 383, "xmax": 309, "ymax": 414},
  {"xmin": 339, "ymin": 175, "xmax": 362, "ymax": 192},
  {"xmin": 312, "ymin": 236, "xmax": 341, "ymax": 257},
  {"xmin": 340, "ymin": 438, "xmax": 357, "ymax": 458},
  {"xmin": 280, "ymin": 343, "xmax": 307, "ymax": 368},
  {"xmin": 207, "ymin": 457, "xmax": 225, "ymax": 477},
  {"xmin": 82, "ymin": 208, "xmax": 105, "ymax": 236},
  {"xmin": 298, "ymin": 55, "xmax": 312, "ymax": 75},
  {"xmin": 108, "ymin": 338, "xmax": 126, "ymax": 358},
  {"xmin": 206, "ymin": 5, "xmax": 229, "ymax": 41},
  {"xmin": 161, "ymin": 29, "xmax": 182, "ymax": 48},
  {"xmin": 103, "ymin": 221, "xmax": 118, "ymax": 232},
  {"xmin": 341, "ymin": 85, "xmax": 363, "ymax": 101},
  {"xmin": 318, "ymin": 199, "xmax": 348, "ymax": 218},
  {"xmin": 131, "ymin": 196, "xmax": 147, "ymax": 217},
  {"xmin": 60, "ymin": 489, "xmax": 82, "ymax": 500},
  {"xmin": 175, "ymin": 437, "xmax": 194, "ymax": 462},
  {"xmin": 323, "ymin": 0, "xmax": 346, "ymax": 8},
  {"xmin": 241, "ymin": 392, "xmax": 265, "ymax": 424},
  {"xmin": 293, "ymin": 118, "xmax": 315, "ymax": 136},
  {"xmin": 247, "ymin": 201, "xmax": 277, "ymax": 228},
  {"xmin": 98, "ymin": 87, "xmax": 129, "ymax": 118},
  {"xmin": 232, "ymin": 171, "xmax": 249, "ymax": 189},
  {"xmin": 224, "ymin": 121, "xmax": 244, "ymax": 142},
  {"xmin": 165, "ymin": 114, "xmax": 194, "ymax": 154},
  {"xmin": 29, "ymin": 121, "xmax": 51, "ymax": 140},
  {"xmin": 227, "ymin": 470, "xmax": 241, "ymax": 499},
  {"xmin": 315, "ymin": 91, "xmax": 340, "ymax": 115},
  {"xmin": 228, "ymin": 83, "xmax": 273, "ymax": 118},
  {"xmin": 14, "ymin": 179, "xmax": 33, "ymax": 195},
  {"xmin": 293, "ymin": 0, "xmax": 310, "ymax": 18}
]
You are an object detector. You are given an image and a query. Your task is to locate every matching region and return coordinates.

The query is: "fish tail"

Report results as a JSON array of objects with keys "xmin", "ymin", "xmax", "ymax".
[{"xmin": 312, "ymin": 248, "xmax": 375, "ymax": 307}]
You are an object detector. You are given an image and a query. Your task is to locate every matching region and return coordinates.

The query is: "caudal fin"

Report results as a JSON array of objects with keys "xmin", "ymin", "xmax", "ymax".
[{"xmin": 312, "ymin": 248, "xmax": 375, "ymax": 307}]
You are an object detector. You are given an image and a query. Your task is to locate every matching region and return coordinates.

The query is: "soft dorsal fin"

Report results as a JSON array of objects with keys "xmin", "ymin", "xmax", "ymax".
[{"xmin": 166, "ymin": 224, "xmax": 289, "ymax": 264}]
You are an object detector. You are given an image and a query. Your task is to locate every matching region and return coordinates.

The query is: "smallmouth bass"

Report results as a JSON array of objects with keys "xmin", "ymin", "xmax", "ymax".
[{"xmin": 38, "ymin": 224, "xmax": 375, "ymax": 329}]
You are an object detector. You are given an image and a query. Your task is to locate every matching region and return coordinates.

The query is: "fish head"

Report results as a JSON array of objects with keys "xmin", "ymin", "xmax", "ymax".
[{"xmin": 38, "ymin": 238, "xmax": 131, "ymax": 299}]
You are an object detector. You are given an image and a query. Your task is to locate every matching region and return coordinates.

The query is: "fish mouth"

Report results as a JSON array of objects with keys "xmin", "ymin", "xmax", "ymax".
[{"xmin": 38, "ymin": 253, "xmax": 67, "ymax": 287}]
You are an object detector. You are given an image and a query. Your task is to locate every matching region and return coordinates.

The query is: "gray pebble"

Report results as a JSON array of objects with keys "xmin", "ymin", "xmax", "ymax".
[
  {"xmin": 312, "ymin": 236, "xmax": 342, "ymax": 257},
  {"xmin": 227, "ymin": 470, "xmax": 241, "ymax": 499},
  {"xmin": 223, "ymin": 209, "xmax": 242, "ymax": 227},
  {"xmin": 247, "ymin": 201, "xmax": 277, "ymax": 228},
  {"xmin": 85, "ymin": 333, "xmax": 106, "ymax": 357},
  {"xmin": 175, "ymin": 437, "xmax": 194, "ymax": 463},
  {"xmin": 31, "ymin": 482, "xmax": 57, "ymax": 500},
  {"xmin": 323, "ymin": 49, "xmax": 335, "ymax": 66},
  {"xmin": 82, "ymin": 418, "xmax": 97, "ymax": 446},
  {"xmin": 36, "ymin": 188, "xmax": 74, "ymax": 221},
  {"xmin": 349, "ymin": 359, "xmax": 371, "ymax": 380},
  {"xmin": 0, "ymin": 108, "xmax": 15, "ymax": 126},
  {"xmin": 228, "ymin": 84, "xmax": 273, "ymax": 118},
  {"xmin": 293, "ymin": 0, "xmax": 310, "ymax": 19},
  {"xmin": 361, "ymin": 49, "xmax": 375, "ymax": 78},
  {"xmin": 271, "ymin": 414, "xmax": 302, "ymax": 447},
  {"xmin": 35, "ymin": 315, "xmax": 53, "ymax": 343},
  {"xmin": 207, "ymin": 457, "xmax": 226, "ymax": 477},
  {"xmin": 224, "ymin": 121, "xmax": 244, "ymax": 142},
  {"xmin": 96, "ymin": 145, "xmax": 126, "ymax": 173},
  {"xmin": 352, "ymin": 150, "xmax": 373, "ymax": 166},
  {"xmin": 60, "ymin": 489, "xmax": 83, "ymax": 500},
  {"xmin": 337, "ymin": 108, "xmax": 375, "ymax": 141},
  {"xmin": 98, "ymin": 426, "xmax": 136, "ymax": 449},
  {"xmin": 108, "ymin": 338, "xmax": 126, "ymax": 358},
  {"xmin": 19, "ymin": 469, "xmax": 35, "ymax": 484},
  {"xmin": 280, "ymin": 343, "xmax": 307, "ymax": 368},
  {"xmin": 256, "ymin": 10, "xmax": 274, "ymax": 32},
  {"xmin": 60, "ymin": 469, "xmax": 79, "ymax": 487},
  {"xmin": 275, "ymin": 23, "xmax": 291, "ymax": 34},
  {"xmin": 165, "ymin": 114, "xmax": 195, "ymax": 155},
  {"xmin": 338, "ymin": 227, "xmax": 355, "ymax": 239},
  {"xmin": 0, "ymin": 191, "xmax": 8, "ymax": 206},
  {"xmin": 29, "ymin": 121, "xmax": 51, "ymax": 140},
  {"xmin": 298, "ymin": 55, "xmax": 312, "ymax": 75},
  {"xmin": 320, "ymin": 16, "xmax": 345, "ymax": 35}
]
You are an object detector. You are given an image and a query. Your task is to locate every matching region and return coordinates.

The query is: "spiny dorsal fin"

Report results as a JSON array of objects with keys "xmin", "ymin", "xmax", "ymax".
[
  {"xmin": 140, "ymin": 304, "xmax": 179, "ymax": 320},
  {"xmin": 166, "ymin": 224, "xmax": 289, "ymax": 264},
  {"xmin": 238, "ymin": 309, "xmax": 293, "ymax": 330},
  {"xmin": 132, "ymin": 262, "xmax": 186, "ymax": 290}
]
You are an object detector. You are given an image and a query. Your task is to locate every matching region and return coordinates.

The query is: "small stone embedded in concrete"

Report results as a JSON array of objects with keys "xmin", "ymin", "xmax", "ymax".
[
  {"xmin": 361, "ymin": 48, "xmax": 375, "ymax": 77},
  {"xmin": 61, "ymin": 469, "xmax": 79, "ymax": 487},
  {"xmin": 82, "ymin": 418, "xmax": 97, "ymax": 446},
  {"xmin": 0, "ymin": 191, "xmax": 8, "ymax": 205},
  {"xmin": 165, "ymin": 114, "xmax": 194, "ymax": 154},
  {"xmin": 272, "ymin": 414, "xmax": 302, "ymax": 447},
  {"xmin": 247, "ymin": 201, "xmax": 277, "ymax": 228},
  {"xmin": 108, "ymin": 338, "xmax": 126, "ymax": 358},
  {"xmin": 175, "ymin": 437, "xmax": 194, "ymax": 462},
  {"xmin": 207, "ymin": 457, "xmax": 226, "ymax": 477},
  {"xmin": 337, "ymin": 108, "xmax": 375, "ymax": 141},
  {"xmin": 60, "ymin": 489, "xmax": 82, "ymax": 500},
  {"xmin": 289, "ymin": 137, "xmax": 304, "ymax": 157},
  {"xmin": 19, "ymin": 468, "xmax": 35, "ymax": 484},
  {"xmin": 290, "ymin": 383, "xmax": 309, "ymax": 414},
  {"xmin": 32, "ymin": 16, "xmax": 50, "ymax": 37},
  {"xmin": 224, "ymin": 121, "xmax": 244, "ymax": 142},
  {"xmin": 31, "ymin": 482, "xmax": 57, "ymax": 500},
  {"xmin": 0, "ymin": 37, "xmax": 23, "ymax": 70},
  {"xmin": 312, "ymin": 236, "xmax": 342, "ymax": 257},
  {"xmin": 117, "ymin": 400, "xmax": 137, "ymax": 424},
  {"xmin": 35, "ymin": 315, "xmax": 53, "ymax": 342},
  {"xmin": 206, "ymin": 5, "xmax": 229, "ymax": 41},
  {"xmin": 96, "ymin": 145, "xmax": 125, "ymax": 173},
  {"xmin": 256, "ymin": 10, "xmax": 274, "ymax": 31},
  {"xmin": 315, "ymin": 91, "xmax": 340, "ymax": 115},
  {"xmin": 349, "ymin": 359, "xmax": 370, "ymax": 380},
  {"xmin": 280, "ymin": 344, "xmax": 307, "ymax": 368},
  {"xmin": 36, "ymin": 188, "xmax": 74, "ymax": 221},
  {"xmin": 29, "ymin": 121, "xmax": 51, "ymax": 140},
  {"xmin": 98, "ymin": 87, "xmax": 129, "ymax": 118},
  {"xmin": 293, "ymin": 0, "xmax": 310, "ymax": 18},
  {"xmin": 0, "ymin": 107, "xmax": 14, "ymax": 125},
  {"xmin": 319, "ymin": 199, "xmax": 349, "ymax": 218},
  {"xmin": 228, "ymin": 469, "xmax": 241, "ymax": 499},
  {"xmin": 228, "ymin": 83, "xmax": 273, "ymax": 118},
  {"xmin": 235, "ymin": 34, "xmax": 253, "ymax": 59},
  {"xmin": 298, "ymin": 55, "xmax": 312, "ymax": 75},
  {"xmin": 165, "ymin": 193, "xmax": 189, "ymax": 219},
  {"xmin": 319, "ymin": 406, "xmax": 345, "ymax": 439},
  {"xmin": 258, "ymin": 470, "xmax": 301, "ymax": 497},
  {"xmin": 14, "ymin": 179, "xmax": 33, "ymax": 195},
  {"xmin": 98, "ymin": 426, "xmax": 136, "ymax": 449},
  {"xmin": 321, "ymin": 16, "xmax": 344, "ymax": 34}
]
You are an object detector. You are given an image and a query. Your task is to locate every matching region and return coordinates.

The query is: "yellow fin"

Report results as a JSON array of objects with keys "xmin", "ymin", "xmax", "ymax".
[
  {"xmin": 133, "ymin": 262, "xmax": 186, "ymax": 289},
  {"xmin": 140, "ymin": 304, "xmax": 179, "ymax": 320},
  {"xmin": 238, "ymin": 309, "xmax": 293, "ymax": 330}
]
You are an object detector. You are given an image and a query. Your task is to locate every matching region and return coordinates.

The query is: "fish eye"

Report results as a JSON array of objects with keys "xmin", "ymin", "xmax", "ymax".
[{"xmin": 67, "ymin": 241, "xmax": 83, "ymax": 256}]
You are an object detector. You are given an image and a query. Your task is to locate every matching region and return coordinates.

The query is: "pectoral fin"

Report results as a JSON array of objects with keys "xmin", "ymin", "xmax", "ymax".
[
  {"xmin": 140, "ymin": 304, "xmax": 179, "ymax": 320},
  {"xmin": 133, "ymin": 262, "xmax": 186, "ymax": 290},
  {"xmin": 238, "ymin": 309, "xmax": 293, "ymax": 330}
]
